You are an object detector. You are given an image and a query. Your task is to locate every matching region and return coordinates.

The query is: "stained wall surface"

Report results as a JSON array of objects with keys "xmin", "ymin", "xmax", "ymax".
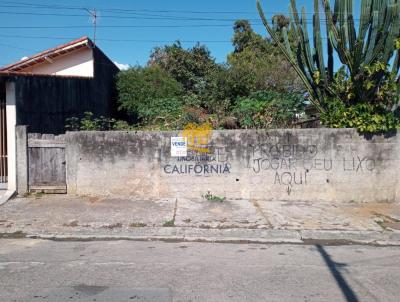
[{"xmin": 66, "ymin": 129, "xmax": 400, "ymax": 202}]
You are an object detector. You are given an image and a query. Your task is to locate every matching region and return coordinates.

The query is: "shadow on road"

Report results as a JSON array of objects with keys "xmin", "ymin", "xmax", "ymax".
[{"xmin": 316, "ymin": 245, "xmax": 359, "ymax": 302}]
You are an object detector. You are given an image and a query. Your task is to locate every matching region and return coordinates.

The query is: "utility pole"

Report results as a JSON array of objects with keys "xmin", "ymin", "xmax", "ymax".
[{"xmin": 85, "ymin": 8, "xmax": 98, "ymax": 47}]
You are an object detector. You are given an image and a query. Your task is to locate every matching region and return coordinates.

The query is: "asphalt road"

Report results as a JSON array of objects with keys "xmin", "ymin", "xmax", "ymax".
[{"xmin": 0, "ymin": 239, "xmax": 399, "ymax": 302}]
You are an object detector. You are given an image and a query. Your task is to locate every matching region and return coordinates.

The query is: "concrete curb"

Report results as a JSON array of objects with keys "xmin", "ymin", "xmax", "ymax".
[
  {"xmin": 1, "ymin": 227, "xmax": 400, "ymax": 246},
  {"xmin": 299, "ymin": 230, "xmax": 400, "ymax": 246}
]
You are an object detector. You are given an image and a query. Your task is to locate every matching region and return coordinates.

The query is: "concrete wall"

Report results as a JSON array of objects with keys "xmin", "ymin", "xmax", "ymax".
[
  {"xmin": 21, "ymin": 48, "xmax": 94, "ymax": 77},
  {"xmin": 66, "ymin": 129, "xmax": 400, "ymax": 203}
]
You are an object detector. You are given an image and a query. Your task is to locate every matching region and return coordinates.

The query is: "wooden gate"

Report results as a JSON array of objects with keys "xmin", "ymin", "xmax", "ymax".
[
  {"xmin": 0, "ymin": 97, "xmax": 7, "ymax": 188},
  {"xmin": 28, "ymin": 134, "xmax": 66, "ymax": 193}
]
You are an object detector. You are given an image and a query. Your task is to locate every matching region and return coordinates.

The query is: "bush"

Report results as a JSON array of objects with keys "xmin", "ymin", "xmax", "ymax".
[
  {"xmin": 116, "ymin": 65, "xmax": 183, "ymax": 117},
  {"xmin": 321, "ymin": 63, "xmax": 400, "ymax": 133},
  {"xmin": 321, "ymin": 100, "xmax": 400, "ymax": 133},
  {"xmin": 136, "ymin": 97, "xmax": 183, "ymax": 128},
  {"xmin": 233, "ymin": 91, "xmax": 305, "ymax": 129},
  {"xmin": 179, "ymin": 106, "xmax": 207, "ymax": 126},
  {"xmin": 65, "ymin": 112, "xmax": 134, "ymax": 131}
]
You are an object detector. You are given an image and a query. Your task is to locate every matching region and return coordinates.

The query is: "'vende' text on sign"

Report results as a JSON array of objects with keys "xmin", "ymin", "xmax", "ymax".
[{"xmin": 171, "ymin": 137, "xmax": 188, "ymax": 157}]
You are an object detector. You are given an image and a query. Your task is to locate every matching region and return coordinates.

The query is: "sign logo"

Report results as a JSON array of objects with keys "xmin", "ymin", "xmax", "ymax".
[
  {"xmin": 182, "ymin": 123, "xmax": 212, "ymax": 154},
  {"xmin": 171, "ymin": 137, "xmax": 188, "ymax": 157}
]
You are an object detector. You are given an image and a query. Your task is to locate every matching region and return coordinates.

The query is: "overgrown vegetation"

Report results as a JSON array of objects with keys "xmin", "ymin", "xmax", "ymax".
[
  {"xmin": 233, "ymin": 91, "xmax": 305, "ymax": 129},
  {"xmin": 66, "ymin": 112, "xmax": 134, "ymax": 131},
  {"xmin": 68, "ymin": 19, "xmax": 305, "ymax": 131},
  {"xmin": 257, "ymin": 0, "xmax": 400, "ymax": 133},
  {"xmin": 113, "ymin": 20, "xmax": 305, "ymax": 131},
  {"xmin": 116, "ymin": 65, "xmax": 183, "ymax": 124},
  {"xmin": 67, "ymin": 0, "xmax": 400, "ymax": 133},
  {"xmin": 320, "ymin": 63, "xmax": 400, "ymax": 133}
]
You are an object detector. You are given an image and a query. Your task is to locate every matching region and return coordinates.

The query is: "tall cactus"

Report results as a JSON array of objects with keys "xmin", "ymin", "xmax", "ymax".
[{"xmin": 256, "ymin": 0, "xmax": 400, "ymax": 112}]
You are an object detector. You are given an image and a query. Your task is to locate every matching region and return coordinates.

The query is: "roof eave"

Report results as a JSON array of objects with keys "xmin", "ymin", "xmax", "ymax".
[{"xmin": 0, "ymin": 36, "xmax": 93, "ymax": 72}]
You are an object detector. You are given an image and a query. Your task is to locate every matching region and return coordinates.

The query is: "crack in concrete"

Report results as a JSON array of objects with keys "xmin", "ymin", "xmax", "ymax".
[
  {"xmin": 251, "ymin": 199, "xmax": 273, "ymax": 229},
  {"xmin": 172, "ymin": 198, "xmax": 178, "ymax": 223}
]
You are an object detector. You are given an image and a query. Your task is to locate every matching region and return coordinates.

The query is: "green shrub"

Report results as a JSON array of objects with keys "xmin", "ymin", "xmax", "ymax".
[
  {"xmin": 321, "ymin": 100, "xmax": 400, "ymax": 133},
  {"xmin": 233, "ymin": 91, "xmax": 305, "ymax": 129},
  {"xmin": 65, "ymin": 112, "xmax": 134, "ymax": 131},
  {"xmin": 116, "ymin": 65, "xmax": 183, "ymax": 117},
  {"xmin": 136, "ymin": 97, "xmax": 183, "ymax": 128},
  {"xmin": 178, "ymin": 106, "xmax": 207, "ymax": 126},
  {"xmin": 320, "ymin": 63, "xmax": 400, "ymax": 133}
]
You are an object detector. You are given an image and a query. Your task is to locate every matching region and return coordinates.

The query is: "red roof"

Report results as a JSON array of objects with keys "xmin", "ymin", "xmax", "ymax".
[{"xmin": 0, "ymin": 36, "xmax": 93, "ymax": 72}]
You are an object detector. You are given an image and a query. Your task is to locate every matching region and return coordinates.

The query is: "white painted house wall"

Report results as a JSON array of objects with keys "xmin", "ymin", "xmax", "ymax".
[{"xmin": 21, "ymin": 48, "xmax": 94, "ymax": 77}]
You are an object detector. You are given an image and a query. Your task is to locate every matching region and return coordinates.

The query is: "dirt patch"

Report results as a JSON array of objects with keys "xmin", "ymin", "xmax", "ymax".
[
  {"xmin": 347, "ymin": 203, "xmax": 399, "ymax": 219},
  {"xmin": 86, "ymin": 196, "xmax": 104, "ymax": 204}
]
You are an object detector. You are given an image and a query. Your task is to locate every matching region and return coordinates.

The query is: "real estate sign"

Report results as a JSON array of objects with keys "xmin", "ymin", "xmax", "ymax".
[{"xmin": 171, "ymin": 137, "xmax": 187, "ymax": 157}]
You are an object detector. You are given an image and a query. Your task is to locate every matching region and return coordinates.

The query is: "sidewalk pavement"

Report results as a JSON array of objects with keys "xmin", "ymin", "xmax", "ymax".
[
  {"xmin": 0, "ymin": 190, "xmax": 14, "ymax": 206},
  {"xmin": 1, "ymin": 194, "xmax": 400, "ymax": 245}
]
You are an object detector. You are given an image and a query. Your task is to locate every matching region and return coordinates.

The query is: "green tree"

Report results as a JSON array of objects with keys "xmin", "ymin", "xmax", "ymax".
[
  {"xmin": 116, "ymin": 65, "xmax": 183, "ymax": 123},
  {"xmin": 226, "ymin": 20, "xmax": 303, "ymax": 98},
  {"xmin": 148, "ymin": 41, "xmax": 234, "ymax": 124},
  {"xmin": 232, "ymin": 19, "xmax": 266, "ymax": 53},
  {"xmin": 149, "ymin": 42, "xmax": 221, "ymax": 102}
]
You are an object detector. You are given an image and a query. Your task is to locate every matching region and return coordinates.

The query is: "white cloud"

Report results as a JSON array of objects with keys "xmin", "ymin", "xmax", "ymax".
[{"xmin": 114, "ymin": 61, "xmax": 130, "ymax": 70}]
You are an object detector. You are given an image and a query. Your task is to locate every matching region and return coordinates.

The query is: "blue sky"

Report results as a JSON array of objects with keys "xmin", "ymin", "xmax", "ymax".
[{"xmin": 0, "ymin": 0, "xmax": 360, "ymax": 69}]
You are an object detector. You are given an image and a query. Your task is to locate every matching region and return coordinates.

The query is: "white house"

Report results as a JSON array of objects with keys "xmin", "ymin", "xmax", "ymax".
[{"xmin": 0, "ymin": 36, "xmax": 119, "ymax": 202}]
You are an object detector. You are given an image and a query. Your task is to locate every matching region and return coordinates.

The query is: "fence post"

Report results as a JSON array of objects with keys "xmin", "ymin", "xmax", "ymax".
[{"xmin": 16, "ymin": 125, "xmax": 28, "ymax": 195}]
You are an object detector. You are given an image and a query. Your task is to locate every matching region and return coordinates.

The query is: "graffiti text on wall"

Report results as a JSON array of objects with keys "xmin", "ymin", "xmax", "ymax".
[{"xmin": 249, "ymin": 139, "xmax": 376, "ymax": 195}]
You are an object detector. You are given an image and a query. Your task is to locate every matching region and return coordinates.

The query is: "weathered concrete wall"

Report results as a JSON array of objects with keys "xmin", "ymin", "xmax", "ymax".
[{"xmin": 66, "ymin": 129, "xmax": 400, "ymax": 202}]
